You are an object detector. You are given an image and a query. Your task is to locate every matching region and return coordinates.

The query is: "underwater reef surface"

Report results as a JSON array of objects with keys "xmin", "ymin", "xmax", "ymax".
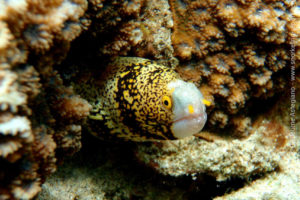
[
  {"xmin": 0, "ymin": 0, "xmax": 299, "ymax": 199},
  {"xmin": 37, "ymin": 91, "xmax": 300, "ymax": 200}
]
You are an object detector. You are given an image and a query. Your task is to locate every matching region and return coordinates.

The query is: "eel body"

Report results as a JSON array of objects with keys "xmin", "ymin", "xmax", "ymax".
[{"xmin": 74, "ymin": 57, "xmax": 208, "ymax": 141}]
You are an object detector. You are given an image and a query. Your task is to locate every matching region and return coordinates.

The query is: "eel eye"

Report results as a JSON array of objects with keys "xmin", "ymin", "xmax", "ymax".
[{"xmin": 162, "ymin": 95, "xmax": 172, "ymax": 110}]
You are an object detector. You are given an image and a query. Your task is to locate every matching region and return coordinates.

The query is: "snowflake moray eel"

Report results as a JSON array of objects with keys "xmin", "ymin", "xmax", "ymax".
[{"xmin": 74, "ymin": 57, "xmax": 210, "ymax": 141}]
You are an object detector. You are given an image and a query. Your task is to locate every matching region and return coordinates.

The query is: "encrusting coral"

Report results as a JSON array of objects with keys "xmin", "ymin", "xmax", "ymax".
[
  {"xmin": 171, "ymin": 0, "xmax": 300, "ymax": 135},
  {"xmin": 85, "ymin": 0, "xmax": 175, "ymax": 61},
  {"xmin": 0, "ymin": 0, "xmax": 90, "ymax": 199}
]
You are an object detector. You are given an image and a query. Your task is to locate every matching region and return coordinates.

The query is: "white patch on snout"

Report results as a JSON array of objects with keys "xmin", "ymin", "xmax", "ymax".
[{"xmin": 168, "ymin": 80, "xmax": 207, "ymax": 139}]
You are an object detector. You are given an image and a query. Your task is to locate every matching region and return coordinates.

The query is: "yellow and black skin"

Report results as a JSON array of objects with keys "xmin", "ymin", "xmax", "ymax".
[{"xmin": 74, "ymin": 57, "xmax": 180, "ymax": 141}]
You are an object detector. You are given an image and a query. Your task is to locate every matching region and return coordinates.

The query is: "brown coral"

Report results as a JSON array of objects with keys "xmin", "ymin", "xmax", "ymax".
[
  {"xmin": 53, "ymin": 93, "xmax": 91, "ymax": 121},
  {"xmin": 209, "ymin": 110, "xmax": 228, "ymax": 129},
  {"xmin": 249, "ymin": 68, "xmax": 272, "ymax": 86},
  {"xmin": 209, "ymin": 73, "xmax": 234, "ymax": 98},
  {"xmin": 258, "ymin": 119, "xmax": 290, "ymax": 149},
  {"xmin": 0, "ymin": 114, "xmax": 33, "ymax": 162},
  {"xmin": 0, "ymin": 69, "xmax": 40, "ymax": 199},
  {"xmin": 0, "ymin": 70, "xmax": 26, "ymax": 112},
  {"xmin": 37, "ymin": 68, "xmax": 91, "ymax": 157},
  {"xmin": 0, "ymin": 0, "xmax": 90, "ymax": 199},
  {"xmin": 230, "ymin": 116, "xmax": 252, "ymax": 138},
  {"xmin": 55, "ymin": 124, "xmax": 82, "ymax": 156},
  {"xmin": 206, "ymin": 53, "xmax": 231, "ymax": 74},
  {"xmin": 170, "ymin": 0, "xmax": 225, "ymax": 60},
  {"xmin": 87, "ymin": 0, "xmax": 174, "ymax": 60},
  {"xmin": 173, "ymin": 0, "xmax": 299, "ymax": 132},
  {"xmin": 226, "ymin": 85, "xmax": 247, "ymax": 114}
]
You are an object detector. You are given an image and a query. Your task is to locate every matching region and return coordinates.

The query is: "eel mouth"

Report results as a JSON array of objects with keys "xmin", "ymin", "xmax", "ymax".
[
  {"xmin": 171, "ymin": 113, "xmax": 207, "ymax": 139},
  {"xmin": 173, "ymin": 113, "xmax": 205, "ymax": 124}
]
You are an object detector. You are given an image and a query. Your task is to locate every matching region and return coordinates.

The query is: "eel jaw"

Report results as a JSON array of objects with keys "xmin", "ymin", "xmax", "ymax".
[{"xmin": 171, "ymin": 113, "xmax": 207, "ymax": 139}]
